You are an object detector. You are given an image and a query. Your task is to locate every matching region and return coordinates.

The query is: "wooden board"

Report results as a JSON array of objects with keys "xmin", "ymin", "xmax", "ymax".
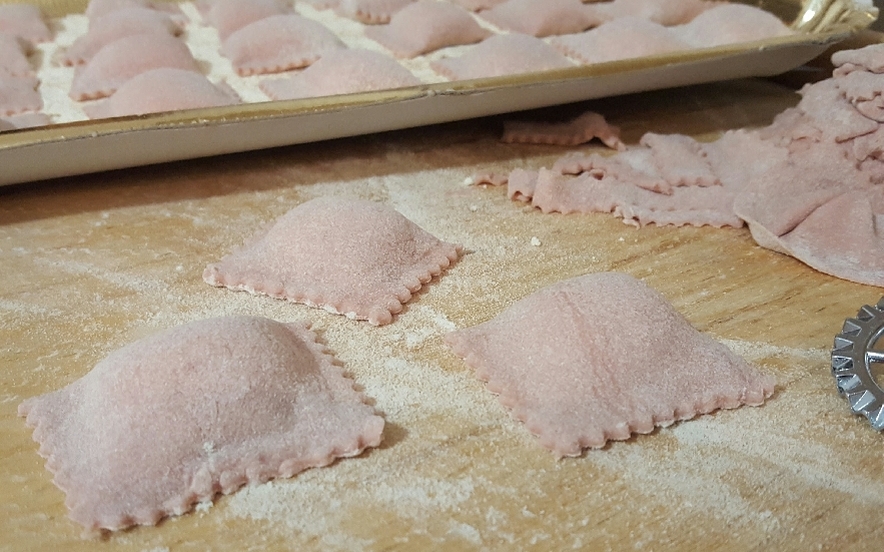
[{"xmin": 2, "ymin": 75, "xmax": 883, "ymax": 551}]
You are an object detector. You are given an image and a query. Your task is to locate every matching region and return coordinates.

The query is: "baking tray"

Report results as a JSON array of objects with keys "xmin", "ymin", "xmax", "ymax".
[{"xmin": 0, "ymin": 0, "xmax": 876, "ymax": 187}]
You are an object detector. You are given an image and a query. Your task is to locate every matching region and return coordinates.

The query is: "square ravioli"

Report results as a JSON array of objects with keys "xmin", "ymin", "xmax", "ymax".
[
  {"xmin": 19, "ymin": 316, "xmax": 384, "ymax": 531},
  {"xmin": 204, "ymin": 197, "xmax": 461, "ymax": 325},
  {"xmin": 445, "ymin": 272, "xmax": 775, "ymax": 457},
  {"xmin": 364, "ymin": 0, "xmax": 490, "ymax": 58}
]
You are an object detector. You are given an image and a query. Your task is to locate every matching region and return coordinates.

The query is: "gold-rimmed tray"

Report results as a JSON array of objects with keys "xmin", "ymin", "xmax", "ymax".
[{"xmin": 0, "ymin": 0, "xmax": 876, "ymax": 187}]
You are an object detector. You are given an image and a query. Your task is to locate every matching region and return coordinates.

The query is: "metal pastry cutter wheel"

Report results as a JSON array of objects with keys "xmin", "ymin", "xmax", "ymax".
[{"xmin": 832, "ymin": 297, "xmax": 884, "ymax": 429}]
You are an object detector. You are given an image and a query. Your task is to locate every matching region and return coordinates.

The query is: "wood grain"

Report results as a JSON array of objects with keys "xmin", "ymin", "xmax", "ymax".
[{"xmin": 2, "ymin": 77, "xmax": 882, "ymax": 551}]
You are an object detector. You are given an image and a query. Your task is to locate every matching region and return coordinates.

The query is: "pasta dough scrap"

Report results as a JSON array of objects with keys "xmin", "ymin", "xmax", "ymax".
[
  {"xmin": 19, "ymin": 316, "xmax": 384, "ymax": 532},
  {"xmin": 639, "ymin": 132, "xmax": 718, "ymax": 188},
  {"xmin": 431, "ymin": 33, "xmax": 573, "ymax": 81},
  {"xmin": 69, "ymin": 33, "xmax": 199, "ymax": 101},
  {"xmin": 0, "ymin": 71, "xmax": 42, "ymax": 116},
  {"xmin": 517, "ymin": 166, "xmax": 743, "ymax": 227},
  {"xmin": 510, "ymin": 127, "xmax": 788, "ymax": 227},
  {"xmin": 335, "ymin": 0, "xmax": 414, "ymax": 24},
  {"xmin": 260, "ymin": 49, "xmax": 420, "ymax": 100},
  {"xmin": 501, "ymin": 110, "xmax": 625, "ymax": 149},
  {"xmin": 364, "ymin": 0, "xmax": 490, "ymax": 58},
  {"xmin": 83, "ymin": 68, "xmax": 240, "ymax": 119},
  {"xmin": 494, "ymin": 43, "xmax": 884, "ymax": 286},
  {"xmin": 0, "ymin": 3, "xmax": 51, "ymax": 43},
  {"xmin": 478, "ymin": 0, "xmax": 604, "ymax": 38},
  {"xmin": 550, "ymin": 17, "xmax": 690, "ymax": 65},
  {"xmin": 552, "ymin": 149, "xmax": 670, "ymax": 193},
  {"xmin": 0, "ymin": 32, "xmax": 33, "ymax": 77},
  {"xmin": 220, "ymin": 14, "xmax": 346, "ymax": 76},
  {"xmin": 204, "ymin": 197, "xmax": 462, "ymax": 326},
  {"xmin": 198, "ymin": 0, "xmax": 292, "ymax": 40},
  {"xmin": 63, "ymin": 7, "xmax": 183, "ymax": 66},
  {"xmin": 445, "ymin": 272, "xmax": 775, "ymax": 457}
]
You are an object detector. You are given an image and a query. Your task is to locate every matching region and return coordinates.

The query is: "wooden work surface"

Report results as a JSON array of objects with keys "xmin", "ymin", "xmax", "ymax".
[{"xmin": 2, "ymin": 71, "xmax": 884, "ymax": 551}]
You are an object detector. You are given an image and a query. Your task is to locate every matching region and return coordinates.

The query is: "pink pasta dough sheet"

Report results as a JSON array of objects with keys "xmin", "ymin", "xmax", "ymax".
[
  {"xmin": 63, "ymin": 7, "xmax": 183, "ymax": 66},
  {"xmin": 431, "ymin": 33, "xmax": 573, "ymax": 81},
  {"xmin": 198, "ymin": 0, "xmax": 292, "ymax": 40},
  {"xmin": 478, "ymin": 0, "xmax": 604, "ymax": 38},
  {"xmin": 0, "ymin": 70, "xmax": 42, "ymax": 116},
  {"xmin": 445, "ymin": 272, "xmax": 775, "ymax": 457},
  {"xmin": 69, "ymin": 33, "xmax": 199, "ymax": 100},
  {"xmin": 204, "ymin": 197, "xmax": 462, "ymax": 326},
  {"xmin": 0, "ymin": 31, "xmax": 33, "ymax": 76},
  {"xmin": 364, "ymin": 0, "xmax": 490, "ymax": 58},
  {"xmin": 672, "ymin": 4, "xmax": 792, "ymax": 48},
  {"xmin": 0, "ymin": 3, "xmax": 51, "ymax": 42},
  {"xmin": 260, "ymin": 49, "xmax": 420, "ymax": 100},
  {"xmin": 221, "ymin": 14, "xmax": 346, "ymax": 76},
  {"xmin": 833, "ymin": 43, "xmax": 884, "ymax": 75},
  {"xmin": 550, "ymin": 17, "xmax": 690, "ymax": 65},
  {"xmin": 335, "ymin": 0, "xmax": 414, "ymax": 24},
  {"xmin": 83, "ymin": 68, "xmax": 240, "ymax": 119},
  {"xmin": 501, "ymin": 110, "xmax": 625, "ymax": 149},
  {"xmin": 19, "ymin": 315, "xmax": 385, "ymax": 532}
]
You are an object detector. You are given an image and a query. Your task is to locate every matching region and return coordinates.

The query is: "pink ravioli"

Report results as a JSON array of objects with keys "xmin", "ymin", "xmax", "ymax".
[
  {"xmin": 199, "ymin": 0, "xmax": 291, "ymax": 40},
  {"xmin": 450, "ymin": 0, "xmax": 507, "ymax": 11},
  {"xmin": 594, "ymin": 0, "xmax": 714, "ymax": 26},
  {"xmin": 0, "ymin": 111, "xmax": 50, "ymax": 131},
  {"xmin": 83, "ymin": 68, "xmax": 240, "ymax": 119},
  {"xmin": 19, "ymin": 316, "xmax": 384, "ymax": 532},
  {"xmin": 501, "ymin": 110, "xmax": 625, "ymax": 149},
  {"xmin": 64, "ymin": 7, "xmax": 182, "ymax": 66},
  {"xmin": 204, "ymin": 197, "xmax": 462, "ymax": 326},
  {"xmin": 364, "ymin": 0, "xmax": 490, "ymax": 58},
  {"xmin": 69, "ymin": 33, "xmax": 199, "ymax": 101},
  {"xmin": 260, "ymin": 49, "xmax": 420, "ymax": 100},
  {"xmin": 0, "ymin": 3, "xmax": 51, "ymax": 42},
  {"xmin": 431, "ymin": 33, "xmax": 572, "ymax": 81},
  {"xmin": 550, "ymin": 17, "xmax": 690, "ymax": 65},
  {"xmin": 0, "ymin": 71, "xmax": 41, "ymax": 116},
  {"xmin": 335, "ymin": 0, "xmax": 414, "ymax": 24},
  {"xmin": 221, "ymin": 14, "xmax": 346, "ymax": 76},
  {"xmin": 672, "ymin": 4, "xmax": 792, "ymax": 48},
  {"xmin": 0, "ymin": 31, "xmax": 33, "ymax": 77},
  {"xmin": 478, "ymin": 0, "xmax": 604, "ymax": 38},
  {"xmin": 84, "ymin": 0, "xmax": 184, "ymax": 22},
  {"xmin": 445, "ymin": 272, "xmax": 775, "ymax": 457}
]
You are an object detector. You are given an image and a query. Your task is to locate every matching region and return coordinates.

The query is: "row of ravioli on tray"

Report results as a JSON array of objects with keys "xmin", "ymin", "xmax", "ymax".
[{"xmin": 0, "ymin": 0, "xmax": 795, "ymax": 130}]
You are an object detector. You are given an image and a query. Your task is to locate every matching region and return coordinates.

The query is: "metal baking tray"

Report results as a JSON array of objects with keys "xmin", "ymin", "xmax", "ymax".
[{"xmin": 0, "ymin": 0, "xmax": 876, "ymax": 186}]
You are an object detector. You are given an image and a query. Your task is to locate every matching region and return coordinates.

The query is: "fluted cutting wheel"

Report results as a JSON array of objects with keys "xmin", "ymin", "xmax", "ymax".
[{"xmin": 832, "ymin": 297, "xmax": 884, "ymax": 430}]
